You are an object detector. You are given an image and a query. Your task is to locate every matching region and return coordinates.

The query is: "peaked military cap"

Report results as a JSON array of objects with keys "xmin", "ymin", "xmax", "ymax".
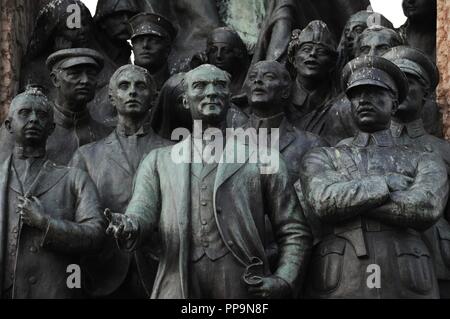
[
  {"xmin": 342, "ymin": 56, "xmax": 409, "ymax": 103},
  {"xmin": 383, "ymin": 46, "xmax": 439, "ymax": 91},
  {"xmin": 46, "ymin": 48, "xmax": 105, "ymax": 71},
  {"xmin": 129, "ymin": 13, "xmax": 177, "ymax": 41}
]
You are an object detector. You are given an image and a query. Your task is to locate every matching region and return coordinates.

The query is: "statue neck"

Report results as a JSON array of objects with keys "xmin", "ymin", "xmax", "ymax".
[
  {"xmin": 296, "ymin": 75, "xmax": 320, "ymax": 92},
  {"xmin": 55, "ymin": 95, "xmax": 87, "ymax": 114},
  {"xmin": 14, "ymin": 143, "xmax": 46, "ymax": 159},
  {"xmin": 116, "ymin": 114, "xmax": 148, "ymax": 136}
]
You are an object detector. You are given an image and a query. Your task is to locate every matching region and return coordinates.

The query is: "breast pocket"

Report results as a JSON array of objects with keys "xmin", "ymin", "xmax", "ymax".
[
  {"xmin": 395, "ymin": 240, "xmax": 434, "ymax": 294},
  {"xmin": 311, "ymin": 239, "xmax": 346, "ymax": 293}
]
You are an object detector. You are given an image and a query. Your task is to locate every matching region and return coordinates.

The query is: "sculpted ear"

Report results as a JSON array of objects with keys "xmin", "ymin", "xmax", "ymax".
[
  {"xmin": 281, "ymin": 83, "xmax": 291, "ymax": 100},
  {"xmin": 50, "ymin": 71, "xmax": 60, "ymax": 89},
  {"xmin": 4, "ymin": 119, "xmax": 12, "ymax": 133},
  {"xmin": 182, "ymin": 95, "xmax": 190, "ymax": 110}
]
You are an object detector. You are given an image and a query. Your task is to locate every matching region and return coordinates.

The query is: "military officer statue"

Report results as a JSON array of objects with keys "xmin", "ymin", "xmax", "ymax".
[
  {"xmin": 383, "ymin": 46, "xmax": 450, "ymax": 299},
  {"xmin": 0, "ymin": 87, "xmax": 104, "ymax": 299},
  {"xmin": 46, "ymin": 48, "xmax": 112, "ymax": 165},
  {"xmin": 299, "ymin": 56, "xmax": 448, "ymax": 298},
  {"xmin": 130, "ymin": 13, "xmax": 177, "ymax": 91},
  {"xmin": 106, "ymin": 64, "xmax": 312, "ymax": 299},
  {"xmin": 71, "ymin": 64, "xmax": 171, "ymax": 298}
]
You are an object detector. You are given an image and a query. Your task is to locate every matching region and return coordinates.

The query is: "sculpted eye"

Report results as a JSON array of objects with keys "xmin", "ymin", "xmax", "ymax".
[
  {"xmin": 36, "ymin": 111, "xmax": 47, "ymax": 118},
  {"xmin": 193, "ymin": 83, "xmax": 205, "ymax": 90},
  {"xmin": 301, "ymin": 46, "xmax": 312, "ymax": 53},
  {"xmin": 136, "ymin": 83, "xmax": 147, "ymax": 90},
  {"xmin": 118, "ymin": 83, "xmax": 129, "ymax": 90},
  {"xmin": 215, "ymin": 81, "xmax": 227, "ymax": 88},
  {"xmin": 360, "ymin": 46, "xmax": 370, "ymax": 53}
]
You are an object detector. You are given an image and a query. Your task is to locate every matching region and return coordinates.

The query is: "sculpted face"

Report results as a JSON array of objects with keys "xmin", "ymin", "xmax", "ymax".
[
  {"xmin": 344, "ymin": 21, "xmax": 367, "ymax": 56},
  {"xmin": 395, "ymin": 73, "xmax": 428, "ymax": 120},
  {"xmin": 100, "ymin": 11, "xmax": 133, "ymax": 42},
  {"xmin": 6, "ymin": 96, "xmax": 54, "ymax": 146},
  {"xmin": 183, "ymin": 66, "xmax": 230, "ymax": 125},
  {"xmin": 293, "ymin": 43, "xmax": 335, "ymax": 80},
  {"xmin": 207, "ymin": 30, "xmax": 242, "ymax": 74},
  {"xmin": 110, "ymin": 68, "xmax": 155, "ymax": 117},
  {"xmin": 246, "ymin": 62, "xmax": 290, "ymax": 112},
  {"xmin": 402, "ymin": 0, "xmax": 435, "ymax": 20},
  {"xmin": 133, "ymin": 34, "xmax": 171, "ymax": 71},
  {"xmin": 348, "ymin": 85, "xmax": 396, "ymax": 132},
  {"xmin": 52, "ymin": 64, "xmax": 99, "ymax": 106},
  {"xmin": 356, "ymin": 31, "xmax": 397, "ymax": 57}
]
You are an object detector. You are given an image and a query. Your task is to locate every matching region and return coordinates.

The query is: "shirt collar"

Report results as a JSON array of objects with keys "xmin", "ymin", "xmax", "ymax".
[
  {"xmin": 352, "ymin": 129, "xmax": 394, "ymax": 147},
  {"xmin": 14, "ymin": 145, "xmax": 46, "ymax": 159},
  {"xmin": 116, "ymin": 121, "xmax": 153, "ymax": 138},
  {"xmin": 249, "ymin": 112, "xmax": 285, "ymax": 130},
  {"xmin": 391, "ymin": 118, "xmax": 426, "ymax": 138},
  {"xmin": 53, "ymin": 103, "xmax": 90, "ymax": 129}
]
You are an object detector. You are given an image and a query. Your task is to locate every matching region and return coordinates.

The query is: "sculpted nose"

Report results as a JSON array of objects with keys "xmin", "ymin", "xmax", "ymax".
[
  {"xmin": 79, "ymin": 72, "xmax": 89, "ymax": 83},
  {"xmin": 205, "ymin": 84, "xmax": 218, "ymax": 98}
]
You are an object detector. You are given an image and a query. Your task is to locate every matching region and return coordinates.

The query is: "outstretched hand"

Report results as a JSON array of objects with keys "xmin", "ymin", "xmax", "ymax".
[{"xmin": 105, "ymin": 209, "xmax": 138, "ymax": 241}]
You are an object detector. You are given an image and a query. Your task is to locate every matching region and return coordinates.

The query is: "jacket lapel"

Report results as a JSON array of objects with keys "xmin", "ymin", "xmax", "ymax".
[
  {"xmin": 28, "ymin": 161, "xmax": 69, "ymax": 198},
  {"xmin": 214, "ymin": 137, "xmax": 252, "ymax": 195},
  {"xmin": 0, "ymin": 155, "xmax": 12, "ymax": 297},
  {"xmin": 279, "ymin": 119, "xmax": 296, "ymax": 152},
  {"xmin": 104, "ymin": 133, "xmax": 133, "ymax": 176}
]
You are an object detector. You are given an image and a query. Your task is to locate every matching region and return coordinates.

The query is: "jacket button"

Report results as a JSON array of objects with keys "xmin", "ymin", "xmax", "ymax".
[
  {"xmin": 228, "ymin": 241, "xmax": 234, "ymax": 246},
  {"xmin": 201, "ymin": 184, "xmax": 208, "ymax": 190},
  {"xmin": 201, "ymin": 220, "xmax": 207, "ymax": 225},
  {"xmin": 28, "ymin": 277, "xmax": 37, "ymax": 285},
  {"xmin": 12, "ymin": 227, "xmax": 18, "ymax": 234},
  {"xmin": 201, "ymin": 201, "xmax": 207, "ymax": 207},
  {"xmin": 203, "ymin": 242, "xmax": 209, "ymax": 248},
  {"xmin": 29, "ymin": 246, "xmax": 37, "ymax": 253}
]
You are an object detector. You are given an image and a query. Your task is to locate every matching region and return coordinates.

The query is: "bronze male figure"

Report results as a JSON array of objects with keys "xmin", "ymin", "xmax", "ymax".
[
  {"xmin": 71, "ymin": 64, "xmax": 171, "ymax": 298},
  {"xmin": 107, "ymin": 64, "xmax": 312, "ymax": 299},
  {"xmin": 0, "ymin": 87, "xmax": 104, "ymax": 299},
  {"xmin": 299, "ymin": 56, "xmax": 448, "ymax": 298}
]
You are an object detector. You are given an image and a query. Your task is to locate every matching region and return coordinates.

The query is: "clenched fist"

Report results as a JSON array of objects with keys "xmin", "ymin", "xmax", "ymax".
[{"xmin": 17, "ymin": 196, "xmax": 49, "ymax": 230}]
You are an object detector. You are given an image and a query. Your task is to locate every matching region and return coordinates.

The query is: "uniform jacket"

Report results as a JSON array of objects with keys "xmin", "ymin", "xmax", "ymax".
[{"xmin": 299, "ymin": 130, "xmax": 448, "ymax": 298}]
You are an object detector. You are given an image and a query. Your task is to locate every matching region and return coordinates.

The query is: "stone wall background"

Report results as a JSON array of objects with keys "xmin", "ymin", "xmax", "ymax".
[
  {"xmin": 438, "ymin": 0, "xmax": 450, "ymax": 139},
  {"xmin": 0, "ymin": 0, "xmax": 44, "ymax": 122}
]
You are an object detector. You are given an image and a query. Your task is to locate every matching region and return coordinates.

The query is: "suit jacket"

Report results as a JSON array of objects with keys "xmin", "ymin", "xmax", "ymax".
[
  {"xmin": 70, "ymin": 128, "xmax": 171, "ymax": 297},
  {"xmin": 242, "ymin": 116, "xmax": 327, "ymax": 183},
  {"xmin": 124, "ymin": 136, "xmax": 312, "ymax": 299},
  {"xmin": 0, "ymin": 156, "xmax": 104, "ymax": 299}
]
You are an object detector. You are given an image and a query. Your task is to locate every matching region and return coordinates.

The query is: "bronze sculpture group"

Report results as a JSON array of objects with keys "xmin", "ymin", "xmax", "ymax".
[{"xmin": 1, "ymin": 0, "xmax": 449, "ymax": 299}]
